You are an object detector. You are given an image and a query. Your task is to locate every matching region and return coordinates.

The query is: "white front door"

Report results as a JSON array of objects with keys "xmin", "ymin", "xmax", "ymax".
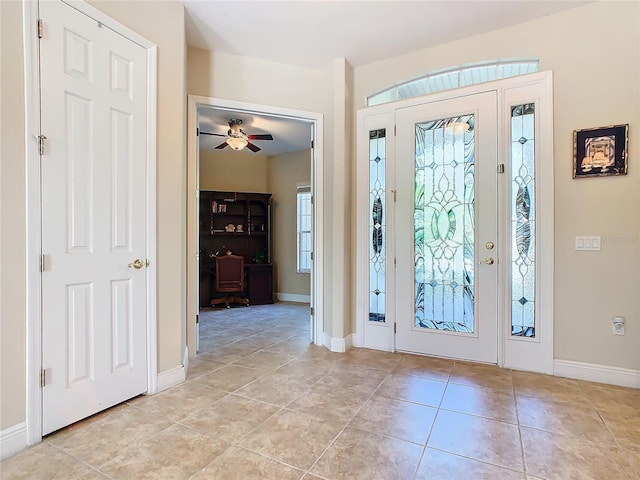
[
  {"xmin": 40, "ymin": 0, "xmax": 149, "ymax": 434},
  {"xmin": 395, "ymin": 92, "xmax": 499, "ymax": 363}
]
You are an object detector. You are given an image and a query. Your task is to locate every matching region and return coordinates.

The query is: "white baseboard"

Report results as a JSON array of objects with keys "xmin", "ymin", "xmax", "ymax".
[
  {"xmin": 1, "ymin": 422, "xmax": 27, "ymax": 460},
  {"xmin": 344, "ymin": 334, "xmax": 354, "ymax": 351},
  {"xmin": 183, "ymin": 346, "xmax": 189, "ymax": 375},
  {"xmin": 554, "ymin": 359, "xmax": 640, "ymax": 389},
  {"xmin": 156, "ymin": 364, "xmax": 186, "ymax": 393},
  {"xmin": 276, "ymin": 293, "xmax": 311, "ymax": 303},
  {"xmin": 323, "ymin": 333, "xmax": 353, "ymax": 353}
]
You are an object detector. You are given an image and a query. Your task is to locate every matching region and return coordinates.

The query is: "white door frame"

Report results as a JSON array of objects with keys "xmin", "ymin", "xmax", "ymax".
[
  {"xmin": 355, "ymin": 72, "xmax": 554, "ymax": 374},
  {"xmin": 24, "ymin": 0, "xmax": 158, "ymax": 446},
  {"xmin": 186, "ymin": 95, "xmax": 325, "ymax": 355}
]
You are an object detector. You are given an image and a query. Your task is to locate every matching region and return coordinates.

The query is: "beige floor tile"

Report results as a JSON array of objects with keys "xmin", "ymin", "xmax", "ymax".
[
  {"xmin": 180, "ymin": 393, "xmax": 280, "ymax": 443},
  {"xmin": 127, "ymin": 381, "xmax": 227, "ymax": 422},
  {"xmin": 192, "ymin": 364, "xmax": 264, "ymax": 392},
  {"xmin": 191, "ymin": 445, "xmax": 304, "ymax": 480},
  {"xmin": 516, "ymin": 395, "xmax": 609, "ymax": 438},
  {"xmin": 600, "ymin": 412, "xmax": 640, "ymax": 474},
  {"xmin": 287, "ymin": 382, "xmax": 373, "ymax": 423},
  {"xmin": 6, "ymin": 304, "xmax": 636, "ymax": 480},
  {"xmin": 319, "ymin": 364, "xmax": 389, "ymax": 391},
  {"xmin": 376, "ymin": 373, "xmax": 447, "ymax": 407},
  {"xmin": 264, "ymin": 337, "xmax": 314, "ymax": 356},
  {"xmin": 441, "ymin": 383, "xmax": 517, "ymax": 423},
  {"xmin": 311, "ymin": 427, "xmax": 423, "ymax": 480},
  {"xmin": 233, "ymin": 349, "xmax": 297, "ymax": 373},
  {"xmin": 392, "ymin": 355, "xmax": 453, "ymax": 382},
  {"xmin": 99, "ymin": 423, "xmax": 228, "ymax": 479},
  {"xmin": 579, "ymin": 380, "xmax": 640, "ymax": 417},
  {"xmin": 271, "ymin": 358, "xmax": 333, "ymax": 382},
  {"xmin": 235, "ymin": 371, "xmax": 317, "ymax": 406},
  {"xmin": 349, "ymin": 395, "xmax": 437, "ymax": 445},
  {"xmin": 513, "ymin": 371, "xmax": 588, "ymax": 404},
  {"xmin": 415, "ymin": 448, "xmax": 526, "ymax": 480},
  {"xmin": 450, "ymin": 361, "xmax": 514, "ymax": 392},
  {"xmin": 46, "ymin": 404, "xmax": 173, "ymax": 468},
  {"xmin": 185, "ymin": 356, "xmax": 226, "ymax": 380},
  {"xmin": 428, "ymin": 409, "xmax": 524, "ymax": 472},
  {"xmin": 199, "ymin": 344, "xmax": 260, "ymax": 364},
  {"xmin": 0, "ymin": 442, "xmax": 106, "ymax": 480},
  {"xmin": 341, "ymin": 348, "xmax": 404, "ymax": 372},
  {"xmin": 238, "ymin": 409, "xmax": 343, "ymax": 470},
  {"xmin": 521, "ymin": 426, "xmax": 638, "ymax": 480},
  {"xmin": 231, "ymin": 335, "xmax": 280, "ymax": 351}
]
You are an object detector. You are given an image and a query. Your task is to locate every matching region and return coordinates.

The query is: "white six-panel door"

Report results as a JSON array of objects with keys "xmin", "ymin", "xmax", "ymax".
[{"xmin": 40, "ymin": 0, "xmax": 149, "ymax": 434}]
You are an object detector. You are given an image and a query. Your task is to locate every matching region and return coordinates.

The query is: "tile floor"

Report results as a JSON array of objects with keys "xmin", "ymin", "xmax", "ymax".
[{"xmin": 2, "ymin": 302, "xmax": 639, "ymax": 479}]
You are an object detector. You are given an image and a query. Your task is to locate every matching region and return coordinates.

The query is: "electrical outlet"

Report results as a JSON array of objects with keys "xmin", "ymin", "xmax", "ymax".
[{"xmin": 612, "ymin": 316, "xmax": 625, "ymax": 335}]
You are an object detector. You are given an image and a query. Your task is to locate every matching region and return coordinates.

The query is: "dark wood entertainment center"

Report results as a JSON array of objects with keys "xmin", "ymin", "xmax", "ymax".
[{"xmin": 199, "ymin": 190, "xmax": 274, "ymax": 307}]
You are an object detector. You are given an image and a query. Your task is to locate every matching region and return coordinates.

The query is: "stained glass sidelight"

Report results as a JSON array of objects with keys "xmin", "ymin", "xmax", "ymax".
[
  {"xmin": 369, "ymin": 129, "xmax": 386, "ymax": 323},
  {"xmin": 414, "ymin": 116, "xmax": 475, "ymax": 332},
  {"xmin": 510, "ymin": 104, "xmax": 536, "ymax": 337}
]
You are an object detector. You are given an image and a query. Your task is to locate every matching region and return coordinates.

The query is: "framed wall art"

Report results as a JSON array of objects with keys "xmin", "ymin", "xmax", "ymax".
[{"xmin": 573, "ymin": 124, "xmax": 628, "ymax": 178}]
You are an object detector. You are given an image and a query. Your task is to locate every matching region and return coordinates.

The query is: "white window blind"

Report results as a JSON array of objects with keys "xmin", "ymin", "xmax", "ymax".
[{"xmin": 296, "ymin": 185, "xmax": 312, "ymax": 273}]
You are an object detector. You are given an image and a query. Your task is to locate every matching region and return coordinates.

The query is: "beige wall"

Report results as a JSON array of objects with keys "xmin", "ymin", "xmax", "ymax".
[
  {"xmin": 0, "ymin": 0, "xmax": 187, "ymax": 431},
  {"xmin": 199, "ymin": 150, "xmax": 268, "ymax": 192},
  {"xmin": 267, "ymin": 150, "xmax": 312, "ymax": 297},
  {"xmin": 1, "ymin": 0, "xmax": 27, "ymax": 431},
  {"xmin": 353, "ymin": 1, "xmax": 640, "ymax": 370},
  {"xmin": 187, "ymin": 47, "xmax": 348, "ymax": 338}
]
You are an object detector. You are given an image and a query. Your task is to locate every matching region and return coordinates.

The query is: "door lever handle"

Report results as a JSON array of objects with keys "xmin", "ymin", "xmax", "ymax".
[
  {"xmin": 128, "ymin": 259, "xmax": 144, "ymax": 269},
  {"xmin": 479, "ymin": 257, "xmax": 495, "ymax": 265}
]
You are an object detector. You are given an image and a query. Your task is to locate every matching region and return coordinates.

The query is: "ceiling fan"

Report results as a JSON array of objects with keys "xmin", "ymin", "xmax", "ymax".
[{"xmin": 199, "ymin": 118, "xmax": 273, "ymax": 152}]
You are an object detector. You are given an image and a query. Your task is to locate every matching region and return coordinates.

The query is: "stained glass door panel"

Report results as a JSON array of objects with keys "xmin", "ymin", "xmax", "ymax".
[{"xmin": 395, "ymin": 92, "xmax": 499, "ymax": 363}]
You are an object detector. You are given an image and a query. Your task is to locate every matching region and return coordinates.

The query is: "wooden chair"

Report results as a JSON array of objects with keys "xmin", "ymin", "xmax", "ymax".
[{"xmin": 211, "ymin": 254, "xmax": 249, "ymax": 308}]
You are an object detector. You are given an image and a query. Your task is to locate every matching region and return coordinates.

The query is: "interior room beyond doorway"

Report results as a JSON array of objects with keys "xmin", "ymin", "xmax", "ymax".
[{"xmin": 195, "ymin": 105, "xmax": 314, "ymax": 351}]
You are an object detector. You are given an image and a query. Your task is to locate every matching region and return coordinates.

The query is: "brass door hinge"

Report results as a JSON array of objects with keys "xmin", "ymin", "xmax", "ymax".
[{"xmin": 38, "ymin": 135, "xmax": 47, "ymax": 155}]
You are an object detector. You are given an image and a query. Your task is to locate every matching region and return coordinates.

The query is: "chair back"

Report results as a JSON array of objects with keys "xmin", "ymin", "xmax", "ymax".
[{"xmin": 215, "ymin": 254, "xmax": 245, "ymax": 293}]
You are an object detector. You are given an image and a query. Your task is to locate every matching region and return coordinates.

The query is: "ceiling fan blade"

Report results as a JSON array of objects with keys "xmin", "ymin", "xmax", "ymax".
[
  {"xmin": 248, "ymin": 134, "xmax": 273, "ymax": 141},
  {"xmin": 200, "ymin": 131, "xmax": 227, "ymax": 137},
  {"xmin": 215, "ymin": 141, "xmax": 229, "ymax": 150},
  {"xmin": 246, "ymin": 142, "xmax": 261, "ymax": 153}
]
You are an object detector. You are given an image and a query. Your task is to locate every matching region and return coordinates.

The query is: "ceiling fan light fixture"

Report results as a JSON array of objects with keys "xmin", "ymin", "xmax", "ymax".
[{"xmin": 227, "ymin": 136, "xmax": 248, "ymax": 151}]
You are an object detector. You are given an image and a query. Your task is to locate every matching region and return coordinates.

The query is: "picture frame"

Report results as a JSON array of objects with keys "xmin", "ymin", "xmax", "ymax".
[{"xmin": 573, "ymin": 124, "xmax": 628, "ymax": 178}]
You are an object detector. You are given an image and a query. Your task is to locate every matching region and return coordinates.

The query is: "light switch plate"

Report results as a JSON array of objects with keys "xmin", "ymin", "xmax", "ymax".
[{"xmin": 575, "ymin": 236, "xmax": 601, "ymax": 251}]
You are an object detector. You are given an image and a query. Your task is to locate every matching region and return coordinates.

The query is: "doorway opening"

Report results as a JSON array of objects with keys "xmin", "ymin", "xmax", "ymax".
[{"xmin": 186, "ymin": 96, "xmax": 325, "ymax": 360}]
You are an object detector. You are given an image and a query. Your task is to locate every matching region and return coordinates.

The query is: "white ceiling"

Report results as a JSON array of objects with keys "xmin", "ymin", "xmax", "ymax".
[
  {"xmin": 198, "ymin": 107, "xmax": 312, "ymax": 156},
  {"xmin": 183, "ymin": 1, "xmax": 591, "ymax": 70},
  {"xmin": 189, "ymin": 0, "xmax": 591, "ymax": 155}
]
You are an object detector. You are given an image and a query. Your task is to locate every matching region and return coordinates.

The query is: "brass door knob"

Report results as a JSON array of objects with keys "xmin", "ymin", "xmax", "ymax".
[
  {"xmin": 479, "ymin": 257, "xmax": 495, "ymax": 265},
  {"xmin": 128, "ymin": 259, "xmax": 144, "ymax": 269}
]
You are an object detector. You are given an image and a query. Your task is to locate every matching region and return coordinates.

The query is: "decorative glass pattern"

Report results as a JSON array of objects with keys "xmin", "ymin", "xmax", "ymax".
[
  {"xmin": 511, "ymin": 103, "xmax": 536, "ymax": 337},
  {"xmin": 414, "ymin": 116, "xmax": 475, "ymax": 332},
  {"xmin": 367, "ymin": 60, "xmax": 539, "ymax": 106},
  {"xmin": 369, "ymin": 129, "xmax": 386, "ymax": 322}
]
